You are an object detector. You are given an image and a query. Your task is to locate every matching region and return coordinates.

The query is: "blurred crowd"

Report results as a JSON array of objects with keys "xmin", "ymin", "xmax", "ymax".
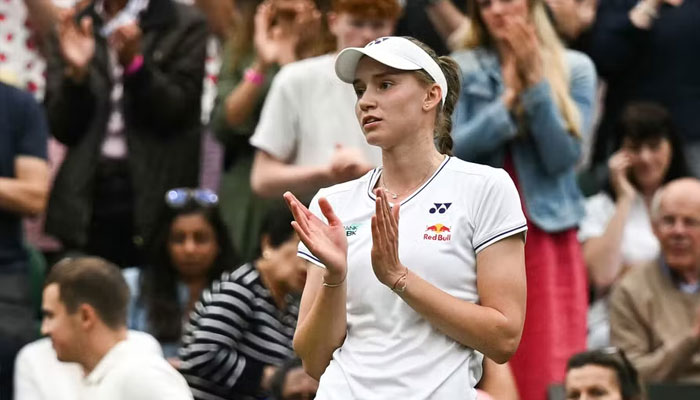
[{"xmin": 1, "ymin": 0, "xmax": 700, "ymax": 399}]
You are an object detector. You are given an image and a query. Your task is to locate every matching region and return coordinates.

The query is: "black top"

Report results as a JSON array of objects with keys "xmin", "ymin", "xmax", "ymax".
[
  {"xmin": 0, "ymin": 83, "xmax": 48, "ymax": 267},
  {"xmin": 585, "ymin": 0, "xmax": 700, "ymax": 164},
  {"xmin": 179, "ymin": 263, "xmax": 298, "ymax": 400}
]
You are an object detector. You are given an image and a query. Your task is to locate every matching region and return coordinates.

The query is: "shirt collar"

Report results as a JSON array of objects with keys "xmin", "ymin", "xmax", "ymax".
[
  {"xmin": 83, "ymin": 339, "xmax": 130, "ymax": 386},
  {"xmin": 660, "ymin": 258, "xmax": 700, "ymax": 294}
]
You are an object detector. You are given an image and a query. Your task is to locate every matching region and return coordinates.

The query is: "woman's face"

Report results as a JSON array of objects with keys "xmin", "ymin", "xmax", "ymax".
[
  {"xmin": 353, "ymin": 57, "xmax": 434, "ymax": 149},
  {"xmin": 622, "ymin": 136, "xmax": 672, "ymax": 192},
  {"xmin": 477, "ymin": 0, "xmax": 530, "ymax": 40},
  {"xmin": 266, "ymin": 234, "xmax": 307, "ymax": 294},
  {"xmin": 168, "ymin": 213, "xmax": 219, "ymax": 281},
  {"xmin": 565, "ymin": 365, "xmax": 623, "ymax": 400}
]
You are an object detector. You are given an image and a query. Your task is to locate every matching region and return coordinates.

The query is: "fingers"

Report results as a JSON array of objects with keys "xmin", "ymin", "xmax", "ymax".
[
  {"xmin": 318, "ymin": 197, "xmax": 342, "ymax": 227},
  {"xmin": 283, "ymin": 192, "xmax": 312, "ymax": 235},
  {"xmin": 80, "ymin": 16, "xmax": 93, "ymax": 37}
]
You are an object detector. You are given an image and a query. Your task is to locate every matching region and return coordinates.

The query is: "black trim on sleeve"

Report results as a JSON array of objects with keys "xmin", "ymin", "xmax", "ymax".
[{"xmin": 474, "ymin": 223, "xmax": 528, "ymax": 252}]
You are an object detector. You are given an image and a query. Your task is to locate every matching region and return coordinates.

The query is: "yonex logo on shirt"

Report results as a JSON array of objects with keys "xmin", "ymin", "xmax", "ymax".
[{"xmin": 429, "ymin": 203, "xmax": 452, "ymax": 214}]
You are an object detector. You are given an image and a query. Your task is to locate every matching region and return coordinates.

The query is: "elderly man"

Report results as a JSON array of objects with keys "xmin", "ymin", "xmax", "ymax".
[{"xmin": 610, "ymin": 177, "xmax": 700, "ymax": 382}]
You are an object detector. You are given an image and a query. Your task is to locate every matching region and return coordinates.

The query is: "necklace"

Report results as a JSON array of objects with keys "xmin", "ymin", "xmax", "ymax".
[{"xmin": 379, "ymin": 165, "xmax": 436, "ymax": 200}]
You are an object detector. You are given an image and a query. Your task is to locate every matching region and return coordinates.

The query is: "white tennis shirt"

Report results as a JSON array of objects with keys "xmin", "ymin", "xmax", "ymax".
[{"xmin": 298, "ymin": 156, "xmax": 527, "ymax": 399}]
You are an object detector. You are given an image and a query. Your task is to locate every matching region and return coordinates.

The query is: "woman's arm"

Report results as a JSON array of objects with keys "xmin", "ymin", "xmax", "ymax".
[
  {"xmin": 520, "ymin": 53, "xmax": 596, "ymax": 175},
  {"xmin": 293, "ymin": 265, "xmax": 348, "ymax": 379},
  {"xmin": 179, "ymin": 280, "xmax": 270, "ymax": 393},
  {"xmin": 371, "ymin": 189, "xmax": 526, "ymax": 363},
  {"xmin": 399, "ymin": 235, "xmax": 526, "ymax": 363},
  {"xmin": 451, "ymin": 96, "xmax": 519, "ymax": 162},
  {"xmin": 284, "ymin": 193, "xmax": 349, "ymax": 379}
]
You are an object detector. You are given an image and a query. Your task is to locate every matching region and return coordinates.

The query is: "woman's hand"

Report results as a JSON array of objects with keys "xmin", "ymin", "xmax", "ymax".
[
  {"xmin": 501, "ymin": 16, "xmax": 543, "ymax": 87},
  {"xmin": 371, "ymin": 189, "xmax": 406, "ymax": 288},
  {"xmin": 284, "ymin": 192, "xmax": 348, "ymax": 283},
  {"xmin": 500, "ymin": 51, "xmax": 522, "ymax": 110},
  {"xmin": 608, "ymin": 149, "xmax": 636, "ymax": 201},
  {"xmin": 57, "ymin": 11, "xmax": 95, "ymax": 82}
]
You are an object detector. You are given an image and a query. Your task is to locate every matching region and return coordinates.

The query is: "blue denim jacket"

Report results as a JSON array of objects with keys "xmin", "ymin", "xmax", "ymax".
[{"xmin": 451, "ymin": 47, "xmax": 597, "ymax": 232}]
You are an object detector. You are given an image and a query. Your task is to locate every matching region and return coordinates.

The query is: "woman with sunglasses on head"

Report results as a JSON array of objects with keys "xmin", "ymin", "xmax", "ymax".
[
  {"xmin": 450, "ymin": 0, "xmax": 597, "ymax": 397},
  {"xmin": 284, "ymin": 36, "xmax": 527, "ymax": 399},
  {"xmin": 178, "ymin": 205, "xmax": 308, "ymax": 400},
  {"xmin": 123, "ymin": 188, "xmax": 238, "ymax": 360},
  {"xmin": 565, "ymin": 348, "xmax": 644, "ymax": 400}
]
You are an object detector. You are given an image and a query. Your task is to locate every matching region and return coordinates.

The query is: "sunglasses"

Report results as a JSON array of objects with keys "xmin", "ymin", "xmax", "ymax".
[{"xmin": 165, "ymin": 188, "xmax": 218, "ymax": 208}]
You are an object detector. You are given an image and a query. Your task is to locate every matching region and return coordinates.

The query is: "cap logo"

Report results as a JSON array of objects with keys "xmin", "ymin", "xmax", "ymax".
[{"xmin": 367, "ymin": 37, "xmax": 390, "ymax": 47}]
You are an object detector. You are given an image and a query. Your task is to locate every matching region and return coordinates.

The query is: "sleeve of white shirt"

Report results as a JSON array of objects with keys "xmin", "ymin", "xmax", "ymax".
[
  {"xmin": 471, "ymin": 169, "xmax": 528, "ymax": 253},
  {"xmin": 297, "ymin": 189, "xmax": 327, "ymax": 268},
  {"xmin": 122, "ymin": 359, "xmax": 193, "ymax": 400},
  {"xmin": 249, "ymin": 66, "xmax": 299, "ymax": 162},
  {"xmin": 578, "ymin": 193, "xmax": 615, "ymax": 243},
  {"xmin": 13, "ymin": 346, "xmax": 42, "ymax": 400}
]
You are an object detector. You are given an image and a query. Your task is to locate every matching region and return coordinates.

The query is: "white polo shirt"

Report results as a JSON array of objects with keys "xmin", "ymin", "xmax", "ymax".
[
  {"xmin": 14, "ymin": 331, "xmax": 166, "ymax": 400},
  {"xmin": 298, "ymin": 156, "xmax": 527, "ymax": 400}
]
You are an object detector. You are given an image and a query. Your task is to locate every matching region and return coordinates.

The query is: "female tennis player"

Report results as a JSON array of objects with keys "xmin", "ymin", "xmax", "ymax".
[{"xmin": 283, "ymin": 36, "xmax": 527, "ymax": 399}]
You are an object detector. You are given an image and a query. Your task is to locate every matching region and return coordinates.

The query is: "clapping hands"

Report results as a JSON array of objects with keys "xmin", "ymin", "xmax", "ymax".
[
  {"xmin": 58, "ymin": 11, "xmax": 95, "ymax": 81},
  {"xmin": 254, "ymin": 0, "xmax": 321, "ymax": 69}
]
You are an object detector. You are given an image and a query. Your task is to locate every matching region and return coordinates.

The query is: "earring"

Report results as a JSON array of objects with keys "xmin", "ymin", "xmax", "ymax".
[{"xmin": 263, "ymin": 250, "xmax": 271, "ymax": 259}]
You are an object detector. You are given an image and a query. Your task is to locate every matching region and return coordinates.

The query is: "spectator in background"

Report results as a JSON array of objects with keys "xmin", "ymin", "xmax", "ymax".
[
  {"xmin": 579, "ymin": 102, "xmax": 690, "ymax": 349},
  {"xmin": 565, "ymin": 348, "xmax": 644, "ymax": 400},
  {"xmin": 586, "ymin": 0, "xmax": 700, "ymax": 185},
  {"xmin": 544, "ymin": 0, "xmax": 598, "ymax": 44},
  {"xmin": 451, "ymin": 0, "xmax": 597, "ymax": 398},
  {"xmin": 249, "ymin": 0, "xmax": 401, "ymax": 202},
  {"xmin": 14, "ymin": 330, "xmax": 162, "ymax": 400},
  {"xmin": 123, "ymin": 188, "xmax": 237, "ymax": 359},
  {"xmin": 269, "ymin": 357, "xmax": 319, "ymax": 400},
  {"xmin": 179, "ymin": 206, "xmax": 306, "ymax": 400},
  {"xmin": 213, "ymin": 0, "xmax": 323, "ymax": 261},
  {"xmin": 0, "ymin": 82, "xmax": 49, "ymax": 399},
  {"xmin": 43, "ymin": 0, "xmax": 207, "ymax": 267},
  {"xmin": 395, "ymin": 0, "xmax": 467, "ymax": 56},
  {"xmin": 610, "ymin": 178, "xmax": 700, "ymax": 383},
  {"xmin": 40, "ymin": 257, "xmax": 194, "ymax": 399}
]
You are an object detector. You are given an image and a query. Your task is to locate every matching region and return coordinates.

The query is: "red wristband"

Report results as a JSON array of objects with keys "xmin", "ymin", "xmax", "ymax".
[
  {"xmin": 125, "ymin": 54, "xmax": 144, "ymax": 75},
  {"xmin": 244, "ymin": 68, "xmax": 265, "ymax": 86}
]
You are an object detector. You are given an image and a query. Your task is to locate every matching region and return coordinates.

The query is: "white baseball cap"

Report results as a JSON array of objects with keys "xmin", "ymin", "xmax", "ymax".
[{"xmin": 335, "ymin": 36, "xmax": 448, "ymax": 104}]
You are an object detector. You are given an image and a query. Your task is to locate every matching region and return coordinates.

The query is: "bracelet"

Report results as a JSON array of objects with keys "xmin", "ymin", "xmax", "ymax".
[
  {"xmin": 244, "ymin": 67, "xmax": 265, "ymax": 86},
  {"xmin": 391, "ymin": 268, "xmax": 408, "ymax": 293},
  {"xmin": 125, "ymin": 54, "xmax": 144, "ymax": 75},
  {"xmin": 322, "ymin": 272, "xmax": 347, "ymax": 288}
]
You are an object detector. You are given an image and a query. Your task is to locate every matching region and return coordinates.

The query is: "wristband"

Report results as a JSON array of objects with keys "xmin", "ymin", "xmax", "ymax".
[
  {"xmin": 125, "ymin": 54, "xmax": 144, "ymax": 75},
  {"xmin": 244, "ymin": 68, "xmax": 265, "ymax": 86}
]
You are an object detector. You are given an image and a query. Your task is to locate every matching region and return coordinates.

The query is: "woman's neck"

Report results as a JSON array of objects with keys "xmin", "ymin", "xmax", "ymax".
[
  {"xmin": 379, "ymin": 135, "xmax": 445, "ymax": 201},
  {"xmin": 256, "ymin": 260, "xmax": 287, "ymax": 309},
  {"xmin": 182, "ymin": 276, "xmax": 208, "ymax": 315}
]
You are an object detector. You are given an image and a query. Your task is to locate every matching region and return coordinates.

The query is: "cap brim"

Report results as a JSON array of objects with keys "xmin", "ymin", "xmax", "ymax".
[{"xmin": 335, "ymin": 46, "xmax": 423, "ymax": 84}]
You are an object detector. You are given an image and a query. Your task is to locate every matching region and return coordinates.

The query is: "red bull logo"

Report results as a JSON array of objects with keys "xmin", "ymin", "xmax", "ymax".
[{"xmin": 424, "ymin": 224, "xmax": 452, "ymax": 241}]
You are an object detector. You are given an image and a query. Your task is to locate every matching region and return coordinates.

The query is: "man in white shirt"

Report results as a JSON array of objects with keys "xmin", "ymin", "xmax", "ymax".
[
  {"xmin": 14, "ymin": 330, "xmax": 163, "ymax": 400},
  {"xmin": 249, "ymin": 0, "xmax": 402, "ymax": 201},
  {"xmin": 37, "ymin": 256, "xmax": 193, "ymax": 400}
]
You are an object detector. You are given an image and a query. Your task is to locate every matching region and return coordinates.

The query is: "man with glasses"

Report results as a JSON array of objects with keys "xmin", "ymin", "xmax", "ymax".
[{"xmin": 609, "ymin": 177, "xmax": 700, "ymax": 383}]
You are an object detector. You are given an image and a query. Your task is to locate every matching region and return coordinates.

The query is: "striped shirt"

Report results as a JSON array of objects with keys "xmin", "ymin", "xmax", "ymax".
[{"xmin": 179, "ymin": 263, "xmax": 298, "ymax": 400}]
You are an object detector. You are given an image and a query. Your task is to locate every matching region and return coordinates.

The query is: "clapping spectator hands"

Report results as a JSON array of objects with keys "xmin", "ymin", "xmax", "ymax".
[
  {"xmin": 58, "ymin": 11, "xmax": 94, "ymax": 82},
  {"xmin": 109, "ymin": 22, "xmax": 143, "ymax": 67},
  {"xmin": 253, "ymin": 0, "xmax": 321, "ymax": 69}
]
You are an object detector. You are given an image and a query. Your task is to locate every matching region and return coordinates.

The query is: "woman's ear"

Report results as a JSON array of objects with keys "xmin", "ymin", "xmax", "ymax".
[{"xmin": 423, "ymin": 84, "xmax": 442, "ymax": 111}]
